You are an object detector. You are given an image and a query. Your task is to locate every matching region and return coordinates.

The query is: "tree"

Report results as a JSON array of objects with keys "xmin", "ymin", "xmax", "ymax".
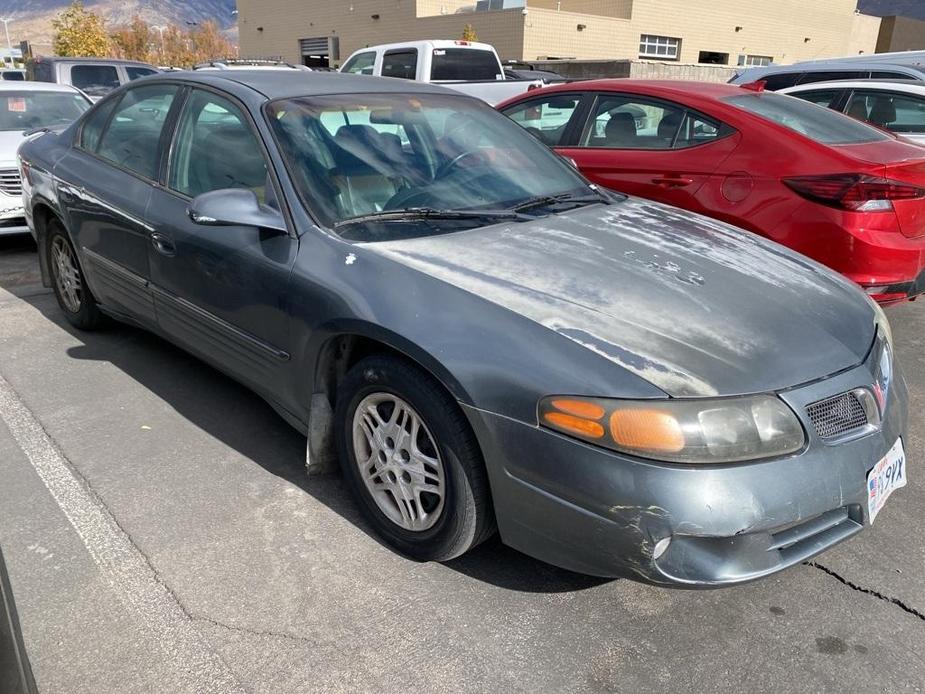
[
  {"xmin": 461, "ymin": 24, "xmax": 478, "ymax": 42},
  {"xmin": 188, "ymin": 21, "xmax": 237, "ymax": 64},
  {"xmin": 110, "ymin": 16, "xmax": 154, "ymax": 63},
  {"xmin": 52, "ymin": 1, "xmax": 112, "ymax": 57}
]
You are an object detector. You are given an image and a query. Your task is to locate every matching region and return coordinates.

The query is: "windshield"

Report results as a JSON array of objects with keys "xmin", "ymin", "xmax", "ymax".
[
  {"xmin": 0, "ymin": 91, "xmax": 90, "ymax": 132},
  {"xmin": 266, "ymin": 93, "xmax": 597, "ymax": 241},
  {"xmin": 431, "ymin": 49, "xmax": 501, "ymax": 81},
  {"xmin": 724, "ymin": 92, "xmax": 890, "ymax": 145}
]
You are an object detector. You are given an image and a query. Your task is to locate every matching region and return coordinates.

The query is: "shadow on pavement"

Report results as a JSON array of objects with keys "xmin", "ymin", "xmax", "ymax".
[
  {"xmin": 0, "ymin": 546, "xmax": 38, "ymax": 694},
  {"xmin": 0, "ymin": 236, "xmax": 43, "ymax": 299},
  {"xmin": 14, "ymin": 291, "xmax": 610, "ymax": 594}
]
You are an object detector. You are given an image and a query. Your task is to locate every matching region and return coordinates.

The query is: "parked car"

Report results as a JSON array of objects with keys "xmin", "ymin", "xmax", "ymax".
[
  {"xmin": 19, "ymin": 71, "xmax": 907, "ymax": 587},
  {"xmin": 340, "ymin": 40, "xmax": 544, "ymax": 105},
  {"xmin": 0, "ymin": 69, "xmax": 25, "ymax": 81},
  {"xmin": 502, "ymin": 60, "xmax": 567, "ymax": 83},
  {"xmin": 27, "ymin": 57, "xmax": 159, "ymax": 100},
  {"xmin": 781, "ymin": 79, "xmax": 925, "ymax": 145},
  {"xmin": 0, "ymin": 82, "xmax": 90, "ymax": 236},
  {"xmin": 498, "ymin": 80, "xmax": 925, "ymax": 304},
  {"xmin": 729, "ymin": 59, "xmax": 925, "ymax": 91}
]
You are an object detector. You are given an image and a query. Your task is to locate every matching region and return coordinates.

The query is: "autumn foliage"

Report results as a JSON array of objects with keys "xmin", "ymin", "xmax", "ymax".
[{"xmin": 52, "ymin": 1, "xmax": 237, "ymax": 68}]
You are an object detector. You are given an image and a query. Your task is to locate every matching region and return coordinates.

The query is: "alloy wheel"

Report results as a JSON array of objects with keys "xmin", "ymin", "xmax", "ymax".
[
  {"xmin": 351, "ymin": 392, "xmax": 446, "ymax": 532},
  {"xmin": 51, "ymin": 235, "xmax": 82, "ymax": 313}
]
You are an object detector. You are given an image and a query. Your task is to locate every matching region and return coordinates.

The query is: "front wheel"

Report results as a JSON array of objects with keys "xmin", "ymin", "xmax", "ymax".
[
  {"xmin": 335, "ymin": 355, "xmax": 496, "ymax": 561},
  {"xmin": 46, "ymin": 219, "xmax": 103, "ymax": 330}
]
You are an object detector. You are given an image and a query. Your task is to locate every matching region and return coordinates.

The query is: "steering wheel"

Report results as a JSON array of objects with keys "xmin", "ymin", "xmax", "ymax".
[{"xmin": 434, "ymin": 149, "xmax": 483, "ymax": 180}]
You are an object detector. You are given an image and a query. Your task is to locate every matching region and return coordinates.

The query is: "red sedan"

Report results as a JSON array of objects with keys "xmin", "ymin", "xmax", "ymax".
[{"xmin": 498, "ymin": 80, "xmax": 925, "ymax": 304}]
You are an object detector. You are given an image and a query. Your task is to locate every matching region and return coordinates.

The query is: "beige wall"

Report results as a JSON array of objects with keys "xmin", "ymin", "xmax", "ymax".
[
  {"xmin": 877, "ymin": 16, "xmax": 925, "ymax": 53},
  {"xmin": 237, "ymin": 0, "xmax": 881, "ymax": 66}
]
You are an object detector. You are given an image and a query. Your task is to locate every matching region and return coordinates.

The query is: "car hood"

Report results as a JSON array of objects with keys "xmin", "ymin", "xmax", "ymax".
[
  {"xmin": 367, "ymin": 197, "xmax": 875, "ymax": 397},
  {"xmin": 0, "ymin": 129, "xmax": 25, "ymax": 163}
]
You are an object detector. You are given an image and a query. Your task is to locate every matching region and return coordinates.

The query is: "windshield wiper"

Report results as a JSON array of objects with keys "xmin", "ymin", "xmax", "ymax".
[
  {"xmin": 333, "ymin": 207, "xmax": 530, "ymax": 230},
  {"xmin": 512, "ymin": 189, "xmax": 612, "ymax": 215}
]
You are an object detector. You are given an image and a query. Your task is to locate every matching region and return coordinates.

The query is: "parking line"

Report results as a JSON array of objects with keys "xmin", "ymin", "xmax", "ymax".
[{"xmin": 0, "ymin": 373, "xmax": 245, "ymax": 694}]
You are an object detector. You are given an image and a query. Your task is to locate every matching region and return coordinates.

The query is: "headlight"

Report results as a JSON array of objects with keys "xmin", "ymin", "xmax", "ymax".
[
  {"xmin": 869, "ymin": 297, "xmax": 893, "ymax": 349},
  {"xmin": 538, "ymin": 395, "xmax": 805, "ymax": 464}
]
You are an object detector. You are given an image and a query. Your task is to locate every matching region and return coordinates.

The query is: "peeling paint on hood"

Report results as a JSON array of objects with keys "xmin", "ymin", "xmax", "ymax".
[{"xmin": 366, "ymin": 197, "xmax": 875, "ymax": 397}]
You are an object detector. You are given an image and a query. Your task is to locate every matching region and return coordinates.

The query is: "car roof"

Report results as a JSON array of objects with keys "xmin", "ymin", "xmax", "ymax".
[
  {"xmin": 146, "ymin": 69, "xmax": 460, "ymax": 100},
  {"xmin": 781, "ymin": 79, "xmax": 925, "ymax": 94},
  {"xmin": 0, "ymin": 80, "xmax": 82, "ymax": 93},
  {"xmin": 352, "ymin": 40, "xmax": 496, "ymax": 53},
  {"xmin": 519, "ymin": 79, "xmax": 745, "ymax": 101},
  {"xmin": 31, "ymin": 56, "xmax": 156, "ymax": 67},
  {"xmin": 736, "ymin": 62, "xmax": 925, "ymax": 78}
]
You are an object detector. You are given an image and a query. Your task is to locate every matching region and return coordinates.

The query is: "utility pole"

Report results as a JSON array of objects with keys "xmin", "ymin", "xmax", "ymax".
[{"xmin": 0, "ymin": 19, "xmax": 13, "ymax": 69}]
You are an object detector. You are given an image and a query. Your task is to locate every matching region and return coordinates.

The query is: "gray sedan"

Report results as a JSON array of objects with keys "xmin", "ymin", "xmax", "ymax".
[{"xmin": 18, "ymin": 70, "xmax": 908, "ymax": 587}]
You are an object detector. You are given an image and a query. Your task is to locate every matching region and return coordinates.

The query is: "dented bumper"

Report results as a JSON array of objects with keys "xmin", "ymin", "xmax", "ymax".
[{"xmin": 464, "ymin": 355, "xmax": 908, "ymax": 588}]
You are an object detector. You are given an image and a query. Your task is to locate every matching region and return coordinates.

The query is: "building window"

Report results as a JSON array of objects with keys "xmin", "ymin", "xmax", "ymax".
[
  {"xmin": 740, "ymin": 54, "xmax": 773, "ymax": 67},
  {"xmin": 639, "ymin": 34, "xmax": 681, "ymax": 60},
  {"xmin": 698, "ymin": 51, "xmax": 729, "ymax": 65}
]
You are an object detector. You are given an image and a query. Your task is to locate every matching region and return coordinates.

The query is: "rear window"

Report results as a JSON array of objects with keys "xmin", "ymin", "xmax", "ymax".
[
  {"xmin": 430, "ymin": 48, "xmax": 501, "ymax": 81},
  {"xmin": 725, "ymin": 92, "xmax": 890, "ymax": 145}
]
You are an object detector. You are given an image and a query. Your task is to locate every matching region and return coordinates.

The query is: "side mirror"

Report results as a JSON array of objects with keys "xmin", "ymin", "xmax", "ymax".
[{"xmin": 188, "ymin": 188, "xmax": 288, "ymax": 234}]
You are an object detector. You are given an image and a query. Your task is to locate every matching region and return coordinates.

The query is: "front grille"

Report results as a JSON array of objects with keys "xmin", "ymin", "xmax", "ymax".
[
  {"xmin": 806, "ymin": 391, "xmax": 870, "ymax": 441},
  {"xmin": 0, "ymin": 168, "xmax": 22, "ymax": 196}
]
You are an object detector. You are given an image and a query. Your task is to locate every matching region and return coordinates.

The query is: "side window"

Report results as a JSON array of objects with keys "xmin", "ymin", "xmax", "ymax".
[
  {"xmin": 581, "ymin": 95, "xmax": 685, "ymax": 149},
  {"xmin": 126, "ymin": 67, "xmax": 158, "ymax": 81},
  {"xmin": 341, "ymin": 52, "xmax": 376, "ymax": 75},
  {"xmin": 69, "ymin": 64, "xmax": 120, "ymax": 98},
  {"xmin": 169, "ymin": 90, "xmax": 268, "ymax": 202},
  {"xmin": 501, "ymin": 94, "xmax": 582, "ymax": 146},
  {"xmin": 791, "ymin": 89, "xmax": 843, "ymax": 109},
  {"xmin": 96, "ymin": 84, "xmax": 177, "ymax": 179},
  {"xmin": 761, "ymin": 73, "xmax": 803, "ymax": 91},
  {"xmin": 871, "ymin": 71, "xmax": 909, "ymax": 80},
  {"xmin": 79, "ymin": 97, "xmax": 118, "ymax": 151},
  {"xmin": 847, "ymin": 90, "xmax": 925, "ymax": 133},
  {"xmin": 797, "ymin": 71, "xmax": 866, "ymax": 85},
  {"xmin": 381, "ymin": 50, "xmax": 418, "ymax": 80},
  {"xmin": 674, "ymin": 112, "xmax": 728, "ymax": 148}
]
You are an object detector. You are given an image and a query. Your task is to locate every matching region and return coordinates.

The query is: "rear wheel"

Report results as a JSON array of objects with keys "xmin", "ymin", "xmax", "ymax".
[
  {"xmin": 335, "ymin": 355, "xmax": 495, "ymax": 561},
  {"xmin": 46, "ymin": 219, "xmax": 103, "ymax": 330}
]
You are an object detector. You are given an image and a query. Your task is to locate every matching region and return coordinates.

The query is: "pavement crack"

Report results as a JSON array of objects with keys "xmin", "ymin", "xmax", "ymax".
[
  {"xmin": 805, "ymin": 561, "xmax": 925, "ymax": 622},
  {"xmin": 192, "ymin": 615, "xmax": 318, "ymax": 644}
]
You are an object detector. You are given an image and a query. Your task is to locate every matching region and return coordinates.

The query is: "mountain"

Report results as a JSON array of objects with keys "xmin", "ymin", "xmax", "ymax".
[
  {"xmin": 0, "ymin": 0, "xmax": 237, "ymax": 50},
  {"xmin": 857, "ymin": 0, "xmax": 925, "ymax": 21}
]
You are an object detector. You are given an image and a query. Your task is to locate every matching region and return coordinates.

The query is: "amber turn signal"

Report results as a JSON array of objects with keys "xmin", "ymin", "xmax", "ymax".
[{"xmin": 609, "ymin": 409, "xmax": 684, "ymax": 453}]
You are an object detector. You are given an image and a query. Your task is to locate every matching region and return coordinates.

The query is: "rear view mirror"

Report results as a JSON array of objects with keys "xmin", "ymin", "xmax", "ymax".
[{"xmin": 188, "ymin": 189, "xmax": 287, "ymax": 234}]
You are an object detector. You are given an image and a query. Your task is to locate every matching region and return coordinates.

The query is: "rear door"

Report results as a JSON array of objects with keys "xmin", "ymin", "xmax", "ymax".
[
  {"xmin": 146, "ymin": 87, "xmax": 297, "ymax": 395},
  {"xmin": 54, "ymin": 82, "xmax": 180, "ymax": 324},
  {"xmin": 557, "ymin": 92, "xmax": 739, "ymax": 210}
]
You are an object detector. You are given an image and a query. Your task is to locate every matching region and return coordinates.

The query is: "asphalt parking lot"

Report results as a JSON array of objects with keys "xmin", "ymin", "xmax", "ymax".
[{"xmin": 0, "ymin": 233, "xmax": 923, "ymax": 694}]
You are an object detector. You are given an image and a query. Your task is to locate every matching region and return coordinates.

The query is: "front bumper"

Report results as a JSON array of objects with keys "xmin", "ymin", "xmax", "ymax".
[
  {"xmin": 0, "ymin": 190, "xmax": 27, "ymax": 237},
  {"xmin": 465, "ymin": 353, "xmax": 908, "ymax": 587}
]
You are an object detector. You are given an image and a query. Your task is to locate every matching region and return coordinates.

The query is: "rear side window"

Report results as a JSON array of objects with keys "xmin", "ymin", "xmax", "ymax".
[
  {"xmin": 760, "ymin": 73, "xmax": 803, "ymax": 91},
  {"xmin": 791, "ymin": 89, "xmax": 844, "ymax": 109},
  {"xmin": 501, "ymin": 94, "xmax": 582, "ymax": 146},
  {"xmin": 725, "ymin": 92, "xmax": 889, "ymax": 145},
  {"xmin": 70, "ymin": 64, "xmax": 120, "ymax": 97},
  {"xmin": 79, "ymin": 98, "xmax": 117, "ymax": 151},
  {"xmin": 581, "ymin": 95, "xmax": 686, "ymax": 150},
  {"xmin": 1, "ymin": 71, "xmax": 24, "ymax": 81},
  {"xmin": 126, "ymin": 67, "xmax": 157, "ymax": 81},
  {"xmin": 871, "ymin": 71, "xmax": 910, "ymax": 80},
  {"xmin": 382, "ymin": 50, "xmax": 418, "ymax": 80},
  {"xmin": 341, "ymin": 52, "xmax": 376, "ymax": 75},
  {"xmin": 96, "ymin": 84, "xmax": 178, "ymax": 179},
  {"xmin": 431, "ymin": 49, "xmax": 501, "ymax": 81}
]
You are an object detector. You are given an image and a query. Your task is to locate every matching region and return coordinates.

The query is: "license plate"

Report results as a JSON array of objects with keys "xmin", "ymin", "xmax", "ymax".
[{"xmin": 867, "ymin": 438, "xmax": 907, "ymax": 524}]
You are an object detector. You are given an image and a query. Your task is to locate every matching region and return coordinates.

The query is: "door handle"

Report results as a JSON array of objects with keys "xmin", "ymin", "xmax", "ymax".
[
  {"xmin": 150, "ymin": 232, "xmax": 176, "ymax": 257},
  {"xmin": 652, "ymin": 176, "xmax": 694, "ymax": 188}
]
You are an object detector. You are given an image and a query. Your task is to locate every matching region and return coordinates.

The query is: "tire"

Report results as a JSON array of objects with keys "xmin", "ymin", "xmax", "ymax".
[
  {"xmin": 335, "ymin": 355, "xmax": 496, "ymax": 561},
  {"xmin": 46, "ymin": 218, "xmax": 103, "ymax": 330}
]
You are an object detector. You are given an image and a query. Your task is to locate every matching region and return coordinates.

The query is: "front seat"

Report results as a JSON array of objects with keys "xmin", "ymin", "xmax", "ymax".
[
  {"xmin": 868, "ymin": 97, "xmax": 897, "ymax": 127},
  {"xmin": 847, "ymin": 98, "xmax": 869, "ymax": 121},
  {"xmin": 604, "ymin": 112, "xmax": 638, "ymax": 147}
]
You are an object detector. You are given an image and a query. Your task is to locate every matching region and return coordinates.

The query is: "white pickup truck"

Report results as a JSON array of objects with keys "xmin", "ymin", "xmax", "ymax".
[{"xmin": 339, "ymin": 40, "xmax": 545, "ymax": 106}]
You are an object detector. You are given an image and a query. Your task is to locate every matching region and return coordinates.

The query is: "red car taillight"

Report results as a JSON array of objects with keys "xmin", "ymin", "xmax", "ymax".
[{"xmin": 783, "ymin": 174, "xmax": 925, "ymax": 212}]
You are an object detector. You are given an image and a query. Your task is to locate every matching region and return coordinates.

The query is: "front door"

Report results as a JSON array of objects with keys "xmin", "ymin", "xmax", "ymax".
[
  {"xmin": 56, "ymin": 83, "xmax": 180, "ymax": 325},
  {"xmin": 558, "ymin": 92, "xmax": 739, "ymax": 213},
  {"xmin": 146, "ymin": 88, "xmax": 297, "ymax": 398}
]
